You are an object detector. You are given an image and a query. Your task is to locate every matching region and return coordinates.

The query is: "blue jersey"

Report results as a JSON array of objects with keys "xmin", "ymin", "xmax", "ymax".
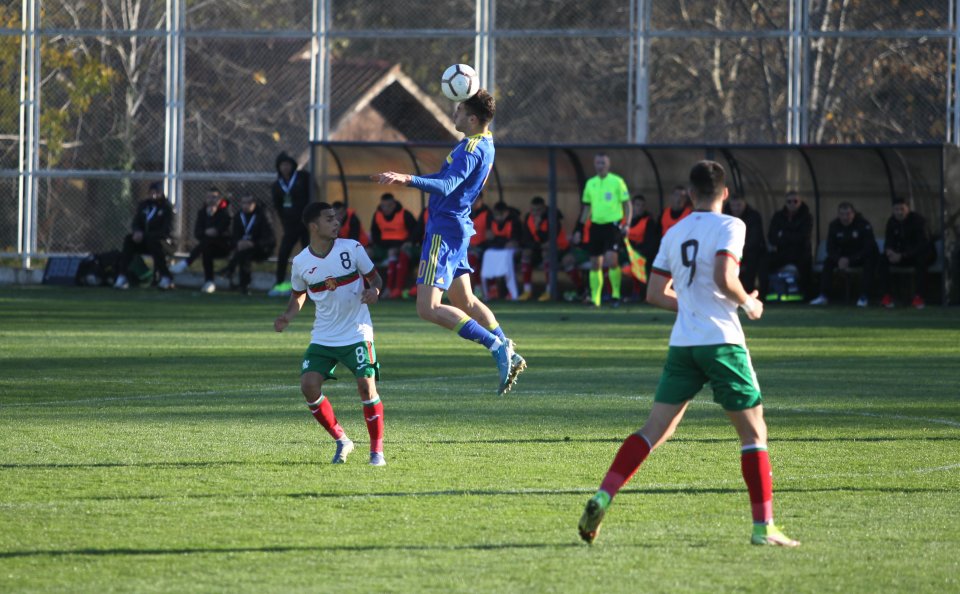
[{"xmin": 409, "ymin": 132, "xmax": 494, "ymax": 242}]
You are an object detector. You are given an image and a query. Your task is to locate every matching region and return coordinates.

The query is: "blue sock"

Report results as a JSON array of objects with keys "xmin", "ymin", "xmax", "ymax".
[
  {"xmin": 487, "ymin": 323, "xmax": 507, "ymax": 343},
  {"xmin": 455, "ymin": 318, "xmax": 500, "ymax": 350}
]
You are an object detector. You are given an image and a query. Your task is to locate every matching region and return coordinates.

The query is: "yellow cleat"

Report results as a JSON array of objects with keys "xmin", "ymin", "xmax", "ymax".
[
  {"xmin": 517, "ymin": 291, "xmax": 533, "ymax": 301},
  {"xmin": 537, "ymin": 292, "xmax": 552, "ymax": 302}
]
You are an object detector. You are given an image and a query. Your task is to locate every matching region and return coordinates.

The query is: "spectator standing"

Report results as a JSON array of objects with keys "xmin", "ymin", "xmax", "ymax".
[
  {"xmin": 113, "ymin": 181, "xmax": 175, "ymax": 290},
  {"xmin": 725, "ymin": 194, "xmax": 766, "ymax": 294},
  {"xmin": 578, "ymin": 152, "xmax": 632, "ymax": 307},
  {"xmin": 878, "ymin": 198, "xmax": 935, "ymax": 309},
  {"xmin": 270, "ymin": 152, "xmax": 311, "ymax": 297},
  {"xmin": 810, "ymin": 202, "xmax": 878, "ymax": 307},
  {"xmin": 171, "ymin": 187, "xmax": 233, "ymax": 294},
  {"xmin": 765, "ymin": 191, "xmax": 814, "ymax": 300}
]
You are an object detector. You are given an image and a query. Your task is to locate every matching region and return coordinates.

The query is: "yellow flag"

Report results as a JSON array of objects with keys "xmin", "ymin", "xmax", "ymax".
[{"xmin": 624, "ymin": 239, "xmax": 647, "ymax": 283}]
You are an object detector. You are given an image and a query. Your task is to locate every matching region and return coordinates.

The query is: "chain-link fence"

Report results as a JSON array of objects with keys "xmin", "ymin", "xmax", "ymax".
[{"xmin": 1, "ymin": 0, "xmax": 957, "ymax": 263}]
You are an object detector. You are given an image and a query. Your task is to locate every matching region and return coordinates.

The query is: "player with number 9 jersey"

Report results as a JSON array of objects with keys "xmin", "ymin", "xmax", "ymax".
[{"xmin": 651, "ymin": 212, "xmax": 747, "ymax": 347}]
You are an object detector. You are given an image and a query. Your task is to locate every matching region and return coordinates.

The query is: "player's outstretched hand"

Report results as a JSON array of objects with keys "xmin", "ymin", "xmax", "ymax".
[
  {"xmin": 360, "ymin": 288, "xmax": 380, "ymax": 305},
  {"xmin": 370, "ymin": 172, "xmax": 411, "ymax": 186},
  {"xmin": 274, "ymin": 315, "xmax": 290, "ymax": 332}
]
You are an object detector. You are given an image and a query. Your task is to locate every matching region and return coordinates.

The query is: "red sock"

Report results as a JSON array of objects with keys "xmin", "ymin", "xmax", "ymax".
[
  {"xmin": 599, "ymin": 433, "xmax": 651, "ymax": 498},
  {"xmin": 741, "ymin": 445, "xmax": 773, "ymax": 524},
  {"xmin": 521, "ymin": 261, "xmax": 533, "ymax": 285},
  {"xmin": 396, "ymin": 252, "xmax": 411, "ymax": 291},
  {"xmin": 386, "ymin": 260, "xmax": 398, "ymax": 292},
  {"xmin": 567, "ymin": 267, "xmax": 583, "ymax": 291},
  {"xmin": 308, "ymin": 396, "xmax": 345, "ymax": 440},
  {"xmin": 362, "ymin": 398, "xmax": 384, "ymax": 453}
]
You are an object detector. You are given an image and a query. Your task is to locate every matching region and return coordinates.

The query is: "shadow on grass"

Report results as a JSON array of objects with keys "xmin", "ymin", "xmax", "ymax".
[
  {"xmin": 12, "ymin": 484, "xmax": 954, "ymax": 506},
  {"xmin": 0, "ymin": 541, "xmax": 594, "ymax": 559},
  {"xmin": 2, "ymin": 434, "xmax": 957, "ymax": 470}
]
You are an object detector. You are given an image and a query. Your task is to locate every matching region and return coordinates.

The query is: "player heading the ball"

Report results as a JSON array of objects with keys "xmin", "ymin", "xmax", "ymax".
[{"xmin": 371, "ymin": 88, "xmax": 526, "ymax": 396}]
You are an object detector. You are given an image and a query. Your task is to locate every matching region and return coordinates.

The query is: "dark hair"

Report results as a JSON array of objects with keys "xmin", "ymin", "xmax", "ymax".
[
  {"xmin": 331, "ymin": 201, "xmax": 345, "ymax": 209},
  {"xmin": 632, "ymin": 194, "xmax": 646, "ymax": 201},
  {"xmin": 302, "ymin": 201, "xmax": 333, "ymax": 226},
  {"xmin": 462, "ymin": 89, "xmax": 496, "ymax": 126},
  {"xmin": 530, "ymin": 196, "xmax": 545, "ymax": 206},
  {"xmin": 688, "ymin": 160, "xmax": 726, "ymax": 199},
  {"xmin": 207, "ymin": 186, "xmax": 220, "ymax": 194},
  {"xmin": 493, "ymin": 201, "xmax": 509, "ymax": 213},
  {"xmin": 892, "ymin": 197, "xmax": 908, "ymax": 207},
  {"xmin": 837, "ymin": 201, "xmax": 855, "ymax": 212},
  {"xmin": 785, "ymin": 191, "xmax": 800, "ymax": 200},
  {"xmin": 380, "ymin": 193, "xmax": 396, "ymax": 202}
]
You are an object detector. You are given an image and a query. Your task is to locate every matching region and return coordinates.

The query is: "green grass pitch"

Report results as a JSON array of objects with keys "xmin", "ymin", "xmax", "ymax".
[{"xmin": 1, "ymin": 286, "xmax": 958, "ymax": 593}]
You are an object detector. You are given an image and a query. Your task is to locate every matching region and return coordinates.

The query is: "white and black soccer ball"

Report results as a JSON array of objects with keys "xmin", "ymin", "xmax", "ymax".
[{"xmin": 441, "ymin": 63, "xmax": 480, "ymax": 102}]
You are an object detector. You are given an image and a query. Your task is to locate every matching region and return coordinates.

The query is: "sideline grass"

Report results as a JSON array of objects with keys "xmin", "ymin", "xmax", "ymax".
[{"xmin": 1, "ymin": 286, "xmax": 959, "ymax": 593}]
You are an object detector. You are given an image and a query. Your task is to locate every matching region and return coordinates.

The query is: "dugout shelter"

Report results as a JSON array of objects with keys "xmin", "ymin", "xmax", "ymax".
[{"xmin": 311, "ymin": 142, "xmax": 958, "ymax": 305}]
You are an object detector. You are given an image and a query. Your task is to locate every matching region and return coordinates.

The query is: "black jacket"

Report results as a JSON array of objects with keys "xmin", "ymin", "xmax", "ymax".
[
  {"xmin": 826, "ymin": 214, "xmax": 878, "ymax": 261},
  {"xmin": 768, "ymin": 203, "xmax": 813, "ymax": 261},
  {"xmin": 233, "ymin": 205, "xmax": 276, "ymax": 253},
  {"xmin": 131, "ymin": 197, "xmax": 173, "ymax": 240},
  {"xmin": 736, "ymin": 205, "xmax": 766, "ymax": 256},
  {"xmin": 271, "ymin": 152, "xmax": 311, "ymax": 227},
  {"xmin": 885, "ymin": 211, "xmax": 932, "ymax": 261},
  {"xmin": 193, "ymin": 204, "xmax": 233, "ymax": 243}
]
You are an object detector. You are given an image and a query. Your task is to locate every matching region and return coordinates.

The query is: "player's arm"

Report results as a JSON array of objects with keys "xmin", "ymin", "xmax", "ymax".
[
  {"xmin": 714, "ymin": 254, "xmax": 762, "ymax": 320},
  {"xmin": 647, "ymin": 270, "xmax": 678, "ymax": 312},
  {"xmin": 407, "ymin": 151, "xmax": 477, "ymax": 196},
  {"xmin": 274, "ymin": 291, "xmax": 307, "ymax": 332},
  {"xmin": 361, "ymin": 270, "xmax": 383, "ymax": 305}
]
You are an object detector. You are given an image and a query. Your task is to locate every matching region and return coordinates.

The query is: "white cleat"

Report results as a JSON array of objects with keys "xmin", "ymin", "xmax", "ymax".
[{"xmin": 332, "ymin": 438, "xmax": 354, "ymax": 464}]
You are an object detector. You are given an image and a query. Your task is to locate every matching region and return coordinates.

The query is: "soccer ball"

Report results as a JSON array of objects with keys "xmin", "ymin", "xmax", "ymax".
[{"xmin": 441, "ymin": 63, "xmax": 480, "ymax": 102}]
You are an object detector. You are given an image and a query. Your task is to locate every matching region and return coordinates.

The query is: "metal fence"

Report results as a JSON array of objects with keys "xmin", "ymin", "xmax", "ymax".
[{"xmin": 2, "ymin": 0, "xmax": 959, "ymax": 265}]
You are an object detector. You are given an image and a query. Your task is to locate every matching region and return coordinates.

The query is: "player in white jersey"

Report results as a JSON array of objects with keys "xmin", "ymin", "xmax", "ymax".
[
  {"xmin": 579, "ymin": 161, "xmax": 799, "ymax": 547},
  {"xmin": 274, "ymin": 202, "xmax": 387, "ymax": 466}
]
